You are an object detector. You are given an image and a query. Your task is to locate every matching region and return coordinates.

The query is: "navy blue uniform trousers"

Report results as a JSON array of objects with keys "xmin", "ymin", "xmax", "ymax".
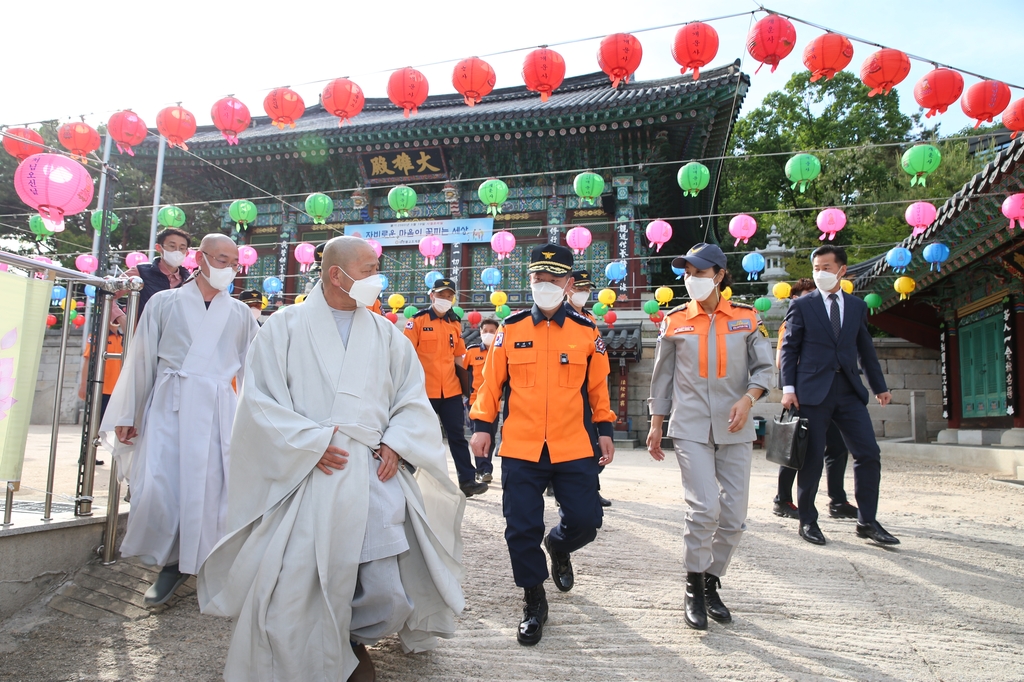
[
  {"xmin": 777, "ymin": 420, "xmax": 849, "ymax": 504},
  {"xmin": 798, "ymin": 373, "xmax": 881, "ymax": 525},
  {"xmin": 501, "ymin": 446, "xmax": 603, "ymax": 588},
  {"xmin": 430, "ymin": 396, "xmax": 477, "ymax": 485}
]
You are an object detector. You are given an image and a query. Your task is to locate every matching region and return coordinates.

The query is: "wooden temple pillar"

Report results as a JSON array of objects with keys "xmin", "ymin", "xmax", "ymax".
[{"xmin": 943, "ymin": 313, "xmax": 963, "ymax": 430}]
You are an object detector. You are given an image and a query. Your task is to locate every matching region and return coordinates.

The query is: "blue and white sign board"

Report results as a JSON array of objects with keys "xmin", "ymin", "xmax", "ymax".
[{"xmin": 345, "ymin": 218, "xmax": 494, "ymax": 247}]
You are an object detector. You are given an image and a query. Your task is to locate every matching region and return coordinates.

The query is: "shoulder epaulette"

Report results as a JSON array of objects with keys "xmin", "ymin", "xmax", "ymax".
[
  {"xmin": 666, "ymin": 303, "xmax": 689, "ymax": 315},
  {"xmin": 729, "ymin": 301, "xmax": 754, "ymax": 310},
  {"xmin": 565, "ymin": 308, "xmax": 596, "ymax": 328},
  {"xmin": 466, "ymin": 342, "xmax": 483, "ymax": 350},
  {"xmin": 502, "ymin": 309, "xmax": 532, "ymax": 325},
  {"xmin": 412, "ymin": 308, "xmax": 432, "ymax": 319}
]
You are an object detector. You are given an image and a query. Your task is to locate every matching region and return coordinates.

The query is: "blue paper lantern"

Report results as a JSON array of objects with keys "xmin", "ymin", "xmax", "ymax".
[
  {"xmin": 481, "ymin": 267, "xmax": 502, "ymax": 291},
  {"xmin": 424, "ymin": 270, "xmax": 443, "ymax": 288},
  {"xmin": 51, "ymin": 285, "xmax": 67, "ymax": 303},
  {"xmin": 922, "ymin": 243, "xmax": 950, "ymax": 272},
  {"xmin": 379, "ymin": 274, "xmax": 389, "ymax": 291},
  {"xmin": 227, "ymin": 283, "xmax": 234, "ymax": 295},
  {"xmin": 671, "ymin": 264, "xmax": 685, "ymax": 280},
  {"xmin": 83, "ymin": 285, "xmax": 96, "ymax": 299},
  {"xmin": 605, "ymin": 261, "xmax": 627, "ymax": 283},
  {"xmin": 886, "ymin": 247, "xmax": 913, "ymax": 274},
  {"xmin": 741, "ymin": 252, "xmax": 766, "ymax": 281},
  {"xmin": 262, "ymin": 276, "xmax": 283, "ymax": 294}
]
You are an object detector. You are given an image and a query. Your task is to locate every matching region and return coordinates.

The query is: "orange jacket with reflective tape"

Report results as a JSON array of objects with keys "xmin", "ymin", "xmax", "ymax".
[
  {"xmin": 404, "ymin": 308, "xmax": 467, "ymax": 399},
  {"xmin": 466, "ymin": 343, "xmax": 490, "ymax": 404},
  {"xmin": 469, "ymin": 304, "xmax": 615, "ymax": 463}
]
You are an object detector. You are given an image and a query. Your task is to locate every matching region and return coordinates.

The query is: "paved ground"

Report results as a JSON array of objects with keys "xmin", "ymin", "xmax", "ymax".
[{"xmin": 1, "ymin": 446, "xmax": 1023, "ymax": 681}]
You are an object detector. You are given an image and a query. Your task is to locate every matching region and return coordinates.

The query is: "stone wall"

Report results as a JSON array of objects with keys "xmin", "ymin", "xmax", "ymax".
[{"xmin": 31, "ymin": 329, "xmax": 85, "ymax": 425}]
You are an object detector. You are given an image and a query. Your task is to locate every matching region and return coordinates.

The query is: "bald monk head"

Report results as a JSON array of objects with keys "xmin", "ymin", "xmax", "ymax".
[
  {"xmin": 195, "ymin": 233, "xmax": 240, "ymax": 300},
  {"xmin": 321, "ymin": 236, "xmax": 381, "ymax": 311}
]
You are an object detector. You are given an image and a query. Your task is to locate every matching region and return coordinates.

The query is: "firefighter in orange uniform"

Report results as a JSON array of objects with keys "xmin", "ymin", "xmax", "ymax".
[
  {"xmin": 465, "ymin": 317, "xmax": 500, "ymax": 483},
  {"xmin": 470, "ymin": 244, "xmax": 616, "ymax": 646},
  {"xmin": 406, "ymin": 278, "xmax": 488, "ymax": 497}
]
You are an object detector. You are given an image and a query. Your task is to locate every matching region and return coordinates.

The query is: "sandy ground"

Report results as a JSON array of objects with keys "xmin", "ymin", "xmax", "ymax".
[{"xmin": 2, "ymin": 445, "xmax": 1023, "ymax": 682}]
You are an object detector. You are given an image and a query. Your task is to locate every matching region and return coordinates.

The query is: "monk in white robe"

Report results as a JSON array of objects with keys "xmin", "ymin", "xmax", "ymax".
[
  {"xmin": 198, "ymin": 237, "xmax": 465, "ymax": 682},
  {"xmin": 101, "ymin": 234, "xmax": 258, "ymax": 605}
]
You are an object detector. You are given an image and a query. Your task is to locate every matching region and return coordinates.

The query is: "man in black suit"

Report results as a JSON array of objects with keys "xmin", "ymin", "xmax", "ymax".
[{"xmin": 780, "ymin": 245, "xmax": 899, "ymax": 546}]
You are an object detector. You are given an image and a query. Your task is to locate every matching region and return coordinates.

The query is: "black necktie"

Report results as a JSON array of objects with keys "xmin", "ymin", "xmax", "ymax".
[{"xmin": 829, "ymin": 294, "xmax": 841, "ymax": 339}]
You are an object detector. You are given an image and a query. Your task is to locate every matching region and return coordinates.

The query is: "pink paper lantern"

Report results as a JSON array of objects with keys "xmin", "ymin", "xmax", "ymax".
[
  {"xmin": 366, "ymin": 239, "xmax": 383, "ymax": 259},
  {"xmin": 183, "ymin": 249, "xmax": 198, "ymax": 272},
  {"xmin": 645, "ymin": 220, "xmax": 673, "ymax": 252},
  {"xmin": 125, "ymin": 252, "xmax": 149, "ymax": 268},
  {"xmin": 1002, "ymin": 193, "xmax": 1024, "ymax": 231},
  {"xmin": 0, "ymin": 263, "xmax": 7, "ymax": 271},
  {"xmin": 728, "ymin": 214, "xmax": 757, "ymax": 246},
  {"xmin": 816, "ymin": 208, "xmax": 847, "ymax": 241},
  {"xmin": 75, "ymin": 254, "xmax": 98, "ymax": 274},
  {"xmin": 294, "ymin": 242, "xmax": 316, "ymax": 272},
  {"xmin": 238, "ymin": 245, "xmax": 258, "ymax": 274},
  {"xmin": 419, "ymin": 235, "xmax": 444, "ymax": 266},
  {"xmin": 491, "ymin": 230, "xmax": 516, "ymax": 260},
  {"xmin": 32, "ymin": 255, "xmax": 52, "ymax": 279},
  {"xmin": 566, "ymin": 226, "xmax": 593, "ymax": 255},
  {"xmin": 14, "ymin": 154, "xmax": 95, "ymax": 232},
  {"xmin": 905, "ymin": 202, "xmax": 937, "ymax": 237}
]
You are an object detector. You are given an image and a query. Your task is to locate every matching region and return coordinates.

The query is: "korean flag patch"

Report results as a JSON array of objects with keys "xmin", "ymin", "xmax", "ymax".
[
  {"xmin": 494, "ymin": 332, "xmax": 505, "ymax": 347},
  {"xmin": 595, "ymin": 337, "xmax": 607, "ymax": 354},
  {"xmin": 405, "ymin": 320, "xmax": 414, "ymax": 330}
]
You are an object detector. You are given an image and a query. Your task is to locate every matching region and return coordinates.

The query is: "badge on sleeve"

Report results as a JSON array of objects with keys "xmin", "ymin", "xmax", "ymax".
[
  {"xmin": 595, "ymin": 337, "xmax": 607, "ymax": 354},
  {"xmin": 727, "ymin": 319, "xmax": 752, "ymax": 332},
  {"xmin": 757, "ymin": 317, "xmax": 769, "ymax": 337},
  {"xmin": 405, "ymin": 320, "xmax": 414, "ymax": 330},
  {"xmin": 494, "ymin": 332, "xmax": 504, "ymax": 347}
]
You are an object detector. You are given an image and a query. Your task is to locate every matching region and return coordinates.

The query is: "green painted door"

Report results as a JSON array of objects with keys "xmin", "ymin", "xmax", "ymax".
[{"xmin": 959, "ymin": 315, "xmax": 1007, "ymax": 418}]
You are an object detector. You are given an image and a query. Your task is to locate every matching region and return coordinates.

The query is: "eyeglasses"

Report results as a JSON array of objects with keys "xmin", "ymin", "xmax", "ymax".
[{"xmin": 201, "ymin": 251, "xmax": 240, "ymax": 271}]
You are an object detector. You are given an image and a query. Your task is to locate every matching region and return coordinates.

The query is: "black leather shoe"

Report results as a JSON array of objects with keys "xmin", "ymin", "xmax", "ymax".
[
  {"xmin": 517, "ymin": 584, "xmax": 548, "ymax": 645},
  {"xmin": 829, "ymin": 501, "xmax": 859, "ymax": 519},
  {"xmin": 684, "ymin": 572, "xmax": 708, "ymax": 630},
  {"xmin": 349, "ymin": 643, "xmax": 376, "ymax": 682},
  {"xmin": 460, "ymin": 480, "xmax": 488, "ymax": 498},
  {"xmin": 704, "ymin": 574, "xmax": 731, "ymax": 623},
  {"xmin": 143, "ymin": 563, "xmax": 189, "ymax": 606},
  {"xmin": 856, "ymin": 521, "xmax": 900, "ymax": 545},
  {"xmin": 544, "ymin": 535, "xmax": 574, "ymax": 592},
  {"xmin": 598, "ymin": 494, "xmax": 612, "ymax": 507},
  {"xmin": 773, "ymin": 499, "xmax": 799, "ymax": 519},
  {"xmin": 799, "ymin": 523, "xmax": 826, "ymax": 545}
]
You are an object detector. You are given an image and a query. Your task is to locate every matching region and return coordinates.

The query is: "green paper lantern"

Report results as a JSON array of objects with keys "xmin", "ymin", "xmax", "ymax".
[
  {"xmin": 403, "ymin": 305, "xmax": 419, "ymax": 319},
  {"xmin": 901, "ymin": 145, "xmax": 941, "ymax": 187},
  {"xmin": 452, "ymin": 305, "xmax": 465, "ymax": 319},
  {"xmin": 592, "ymin": 302, "xmax": 610, "ymax": 317},
  {"xmin": 69, "ymin": 309, "xmax": 78, "ymax": 321},
  {"xmin": 157, "ymin": 205, "xmax": 186, "ymax": 228},
  {"xmin": 29, "ymin": 215, "xmax": 54, "ymax": 240},
  {"xmin": 754, "ymin": 296, "xmax": 773, "ymax": 313},
  {"xmin": 642, "ymin": 299, "xmax": 661, "ymax": 315},
  {"xmin": 229, "ymin": 199, "xmax": 258, "ymax": 231},
  {"xmin": 785, "ymin": 153, "xmax": 821, "ymax": 193},
  {"xmin": 305, "ymin": 193, "xmax": 334, "ymax": 224},
  {"xmin": 90, "ymin": 210, "xmax": 120, "ymax": 233},
  {"xmin": 478, "ymin": 178, "xmax": 509, "ymax": 216},
  {"xmin": 677, "ymin": 162, "xmax": 710, "ymax": 197},
  {"xmin": 495, "ymin": 304, "xmax": 512, "ymax": 319},
  {"xmin": 573, "ymin": 172, "xmax": 605, "ymax": 206},
  {"xmin": 388, "ymin": 185, "xmax": 417, "ymax": 218},
  {"xmin": 864, "ymin": 293, "xmax": 882, "ymax": 311}
]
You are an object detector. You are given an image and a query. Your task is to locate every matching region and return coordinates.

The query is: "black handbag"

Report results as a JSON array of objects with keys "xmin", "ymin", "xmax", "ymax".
[{"xmin": 765, "ymin": 408, "xmax": 809, "ymax": 470}]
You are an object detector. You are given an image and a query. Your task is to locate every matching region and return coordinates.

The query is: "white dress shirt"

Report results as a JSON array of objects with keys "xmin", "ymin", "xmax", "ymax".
[{"xmin": 782, "ymin": 288, "xmax": 845, "ymax": 395}]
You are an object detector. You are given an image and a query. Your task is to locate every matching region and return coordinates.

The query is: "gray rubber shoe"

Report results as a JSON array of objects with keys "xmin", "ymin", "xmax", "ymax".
[{"xmin": 143, "ymin": 563, "xmax": 189, "ymax": 606}]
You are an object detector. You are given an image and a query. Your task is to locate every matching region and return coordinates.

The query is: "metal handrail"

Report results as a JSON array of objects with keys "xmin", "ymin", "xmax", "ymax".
[{"xmin": 0, "ymin": 250, "xmax": 110, "ymax": 286}]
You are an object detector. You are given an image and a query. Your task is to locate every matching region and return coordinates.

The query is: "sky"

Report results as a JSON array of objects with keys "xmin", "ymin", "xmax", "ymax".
[{"xmin": 1, "ymin": 0, "xmax": 1021, "ymax": 138}]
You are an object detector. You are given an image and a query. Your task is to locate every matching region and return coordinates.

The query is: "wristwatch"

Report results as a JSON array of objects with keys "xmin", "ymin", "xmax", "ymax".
[{"xmin": 744, "ymin": 392, "xmax": 758, "ymax": 406}]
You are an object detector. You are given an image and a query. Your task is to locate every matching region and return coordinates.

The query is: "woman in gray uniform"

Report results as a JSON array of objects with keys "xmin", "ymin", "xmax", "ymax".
[{"xmin": 646, "ymin": 243, "xmax": 774, "ymax": 631}]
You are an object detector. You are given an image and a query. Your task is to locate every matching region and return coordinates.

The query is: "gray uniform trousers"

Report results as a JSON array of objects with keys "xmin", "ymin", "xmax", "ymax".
[{"xmin": 673, "ymin": 438, "xmax": 753, "ymax": 577}]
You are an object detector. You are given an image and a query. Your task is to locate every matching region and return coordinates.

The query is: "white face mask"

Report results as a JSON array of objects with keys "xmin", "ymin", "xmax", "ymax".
[
  {"xmin": 432, "ymin": 298, "xmax": 454, "ymax": 315},
  {"xmin": 161, "ymin": 249, "xmax": 186, "ymax": 269},
  {"xmin": 200, "ymin": 253, "xmax": 236, "ymax": 291},
  {"xmin": 570, "ymin": 291, "xmax": 591, "ymax": 308},
  {"xmin": 480, "ymin": 332, "xmax": 496, "ymax": 347},
  {"xmin": 339, "ymin": 268, "xmax": 384, "ymax": 308},
  {"xmin": 684, "ymin": 274, "xmax": 718, "ymax": 302},
  {"xmin": 250, "ymin": 307, "xmax": 262, "ymax": 320},
  {"xmin": 813, "ymin": 270, "xmax": 840, "ymax": 292},
  {"xmin": 532, "ymin": 281, "xmax": 567, "ymax": 311}
]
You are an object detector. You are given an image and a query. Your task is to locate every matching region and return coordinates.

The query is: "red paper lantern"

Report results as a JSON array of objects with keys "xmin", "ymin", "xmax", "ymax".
[
  {"xmin": 388, "ymin": 68, "xmax": 429, "ymax": 118},
  {"xmin": 322, "ymin": 78, "xmax": 365, "ymax": 125},
  {"xmin": 597, "ymin": 33, "xmax": 643, "ymax": 88},
  {"xmin": 1003, "ymin": 98, "xmax": 1024, "ymax": 139},
  {"xmin": 913, "ymin": 68, "xmax": 965, "ymax": 118},
  {"xmin": 57, "ymin": 122, "xmax": 101, "ymax": 161},
  {"xmin": 466, "ymin": 310, "xmax": 482, "ymax": 328},
  {"xmin": 859, "ymin": 49, "xmax": 911, "ymax": 97},
  {"xmin": 156, "ymin": 106, "xmax": 197, "ymax": 150},
  {"xmin": 210, "ymin": 97, "xmax": 251, "ymax": 145},
  {"xmin": 73, "ymin": 315, "xmax": 86, "ymax": 328},
  {"xmin": 107, "ymin": 110, "xmax": 148, "ymax": 156},
  {"xmin": 46, "ymin": 314, "xmax": 57, "ymax": 328},
  {"xmin": 264, "ymin": 87, "xmax": 305, "ymax": 129},
  {"xmin": 604, "ymin": 310, "xmax": 617, "ymax": 326},
  {"xmin": 2, "ymin": 127, "xmax": 45, "ymax": 162},
  {"xmin": 746, "ymin": 14, "xmax": 797, "ymax": 74},
  {"xmin": 803, "ymin": 33, "xmax": 853, "ymax": 82},
  {"xmin": 452, "ymin": 57, "xmax": 496, "ymax": 107},
  {"xmin": 671, "ymin": 22, "xmax": 719, "ymax": 81},
  {"xmin": 385, "ymin": 312, "xmax": 399, "ymax": 324},
  {"xmin": 522, "ymin": 48, "xmax": 566, "ymax": 102},
  {"xmin": 961, "ymin": 80, "xmax": 1012, "ymax": 129}
]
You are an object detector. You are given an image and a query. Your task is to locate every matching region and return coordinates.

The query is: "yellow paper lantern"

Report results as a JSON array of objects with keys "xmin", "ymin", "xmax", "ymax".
[
  {"xmin": 598, "ymin": 288, "xmax": 617, "ymax": 307},
  {"xmin": 840, "ymin": 279, "xmax": 854, "ymax": 294},
  {"xmin": 721, "ymin": 286, "xmax": 733, "ymax": 301},
  {"xmin": 654, "ymin": 286, "xmax": 674, "ymax": 305},
  {"xmin": 490, "ymin": 290, "xmax": 508, "ymax": 307},
  {"xmin": 261, "ymin": 295, "xmax": 269, "ymax": 310},
  {"xmin": 387, "ymin": 293, "xmax": 406, "ymax": 310},
  {"xmin": 772, "ymin": 282, "xmax": 792, "ymax": 300},
  {"xmin": 294, "ymin": 294, "xmax": 306, "ymax": 304},
  {"xmin": 894, "ymin": 276, "xmax": 916, "ymax": 300}
]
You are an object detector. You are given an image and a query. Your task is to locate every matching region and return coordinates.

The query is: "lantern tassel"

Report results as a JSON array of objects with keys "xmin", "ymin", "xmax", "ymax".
[
  {"xmin": 692, "ymin": 67, "xmax": 700, "ymax": 80},
  {"xmin": 540, "ymin": 91, "xmax": 551, "ymax": 103},
  {"xmin": 116, "ymin": 142, "xmax": 135, "ymax": 156}
]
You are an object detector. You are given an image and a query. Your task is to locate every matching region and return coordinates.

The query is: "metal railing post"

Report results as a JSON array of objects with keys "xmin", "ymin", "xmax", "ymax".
[
  {"xmin": 76, "ymin": 297, "xmax": 112, "ymax": 517},
  {"xmin": 42, "ymin": 283, "xmax": 76, "ymax": 521},
  {"xmin": 2, "ymin": 482, "xmax": 13, "ymax": 527}
]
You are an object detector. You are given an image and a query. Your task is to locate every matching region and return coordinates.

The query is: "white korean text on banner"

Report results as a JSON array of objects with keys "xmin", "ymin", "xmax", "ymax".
[{"xmin": 344, "ymin": 218, "xmax": 494, "ymax": 248}]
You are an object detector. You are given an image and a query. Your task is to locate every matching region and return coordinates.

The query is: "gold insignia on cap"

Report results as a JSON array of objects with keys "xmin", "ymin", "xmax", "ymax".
[
  {"xmin": 690, "ymin": 244, "xmax": 705, "ymax": 253},
  {"xmin": 542, "ymin": 251, "xmax": 555, "ymax": 259}
]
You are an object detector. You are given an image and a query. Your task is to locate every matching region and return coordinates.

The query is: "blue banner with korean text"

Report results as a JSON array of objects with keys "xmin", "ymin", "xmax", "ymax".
[{"xmin": 345, "ymin": 218, "xmax": 494, "ymax": 247}]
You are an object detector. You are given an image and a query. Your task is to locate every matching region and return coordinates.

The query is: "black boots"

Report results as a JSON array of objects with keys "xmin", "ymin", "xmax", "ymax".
[
  {"xmin": 518, "ymin": 584, "xmax": 549, "ymax": 645},
  {"xmin": 684, "ymin": 571, "xmax": 708, "ymax": 630},
  {"xmin": 544, "ymin": 535, "xmax": 574, "ymax": 592},
  {"xmin": 704, "ymin": 574, "xmax": 732, "ymax": 623}
]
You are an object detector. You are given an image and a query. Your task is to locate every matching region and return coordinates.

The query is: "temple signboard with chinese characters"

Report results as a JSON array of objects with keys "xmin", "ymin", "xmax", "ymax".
[{"xmin": 360, "ymin": 147, "xmax": 447, "ymax": 185}]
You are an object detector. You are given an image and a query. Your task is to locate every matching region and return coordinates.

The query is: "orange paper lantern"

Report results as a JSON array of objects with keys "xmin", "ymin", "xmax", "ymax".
[
  {"xmin": 1002, "ymin": 98, "xmax": 1024, "ymax": 139},
  {"xmin": 2, "ymin": 127, "xmax": 45, "ymax": 162},
  {"xmin": 107, "ymin": 110, "xmax": 148, "ymax": 156},
  {"xmin": 387, "ymin": 67, "xmax": 429, "ymax": 117},
  {"xmin": 264, "ymin": 88, "xmax": 305, "ymax": 129},
  {"xmin": 961, "ymin": 80, "xmax": 1012, "ymax": 128},
  {"xmin": 803, "ymin": 33, "xmax": 853, "ymax": 82},
  {"xmin": 57, "ymin": 122, "xmax": 101, "ymax": 161},
  {"xmin": 860, "ymin": 48, "xmax": 911, "ymax": 97},
  {"xmin": 452, "ymin": 57, "xmax": 496, "ymax": 107},
  {"xmin": 671, "ymin": 22, "xmax": 719, "ymax": 81},
  {"xmin": 210, "ymin": 97, "xmax": 251, "ymax": 145},
  {"xmin": 597, "ymin": 33, "xmax": 643, "ymax": 88},
  {"xmin": 155, "ymin": 106, "xmax": 197, "ymax": 150},
  {"xmin": 913, "ymin": 68, "xmax": 964, "ymax": 118},
  {"xmin": 322, "ymin": 78, "xmax": 365, "ymax": 125},
  {"xmin": 522, "ymin": 48, "xmax": 566, "ymax": 102},
  {"xmin": 746, "ymin": 14, "xmax": 797, "ymax": 74}
]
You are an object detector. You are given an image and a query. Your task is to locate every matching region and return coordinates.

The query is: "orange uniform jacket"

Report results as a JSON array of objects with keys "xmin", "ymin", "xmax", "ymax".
[
  {"xmin": 370, "ymin": 299, "xmax": 383, "ymax": 315},
  {"xmin": 83, "ymin": 334, "xmax": 123, "ymax": 396},
  {"xmin": 465, "ymin": 343, "xmax": 490, "ymax": 404},
  {"xmin": 404, "ymin": 308, "xmax": 467, "ymax": 399},
  {"xmin": 470, "ymin": 304, "xmax": 616, "ymax": 463}
]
